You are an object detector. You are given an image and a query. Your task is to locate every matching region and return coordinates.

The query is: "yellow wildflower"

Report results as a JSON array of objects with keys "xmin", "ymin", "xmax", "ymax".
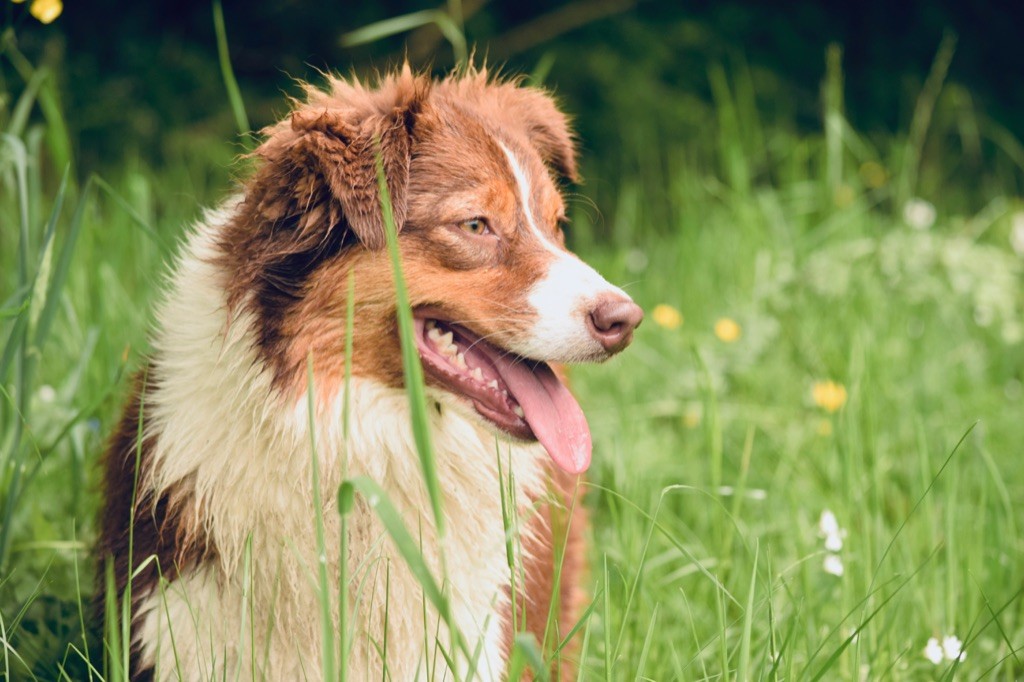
[
  {"xmin": 812, "ymin": 380, "xmax": 847, "ymax": 413},
  {"xmin": 30, "ymin": 0, "xmax": 62, "ymax": 23},
  {"xmin": 833, "ymin": 184, "xmax": 855, "ymax": 208},
  {"xmin": 859, "ymin": 161, "xmax": 888, "ymax": 189},
  {"xmin": 651, "ymin": 304, "xmax": 683, "ymax": 330},
  {"xmin": 714, "ymin": 317, "xmax": 741, "ymax": 343},
  {"xmin": 682, "ymin": 406, "xmax": 701, "ymax": 429}
]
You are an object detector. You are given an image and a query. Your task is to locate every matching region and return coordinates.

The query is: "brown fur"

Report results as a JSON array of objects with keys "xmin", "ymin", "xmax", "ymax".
[
  {"xmin": 509, "ymin": 467, "xmax": 588, "ymax": 679},
  {"xmin": 97, "ymin": 370, "xmax": 217, "ymax": 680}
]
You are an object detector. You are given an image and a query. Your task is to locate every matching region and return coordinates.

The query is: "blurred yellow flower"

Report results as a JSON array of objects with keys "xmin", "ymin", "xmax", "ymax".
[
  {"xmin": 714, "ymin": 317, "xmax": 741, "ymax": 342},
  {"xmin": 29, "ymin": 0, "xmax": 62, "ymax": 23},
  {"xmin": 859, "ymin": 161, "xmax": 888, "ymax": 189},
  {"xmin": 652, "ymin": 304, "xmax": 683, "ymax": 330},
  {"xmin": 812, "ymin": 380, "xmax": 847, "ymax": 413},
  {"xmin": 833, "ymin": 184, "xmax": 855, "ymax": 208},
  {"xmin": 682, "ymin": 406, "xmax": 701, "ymax": 429}
]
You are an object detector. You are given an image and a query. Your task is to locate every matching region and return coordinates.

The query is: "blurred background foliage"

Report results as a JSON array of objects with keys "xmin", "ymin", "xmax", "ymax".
[{"xmin": 4, "ymin": 0, "xmax": 1024, "ymax": 221}]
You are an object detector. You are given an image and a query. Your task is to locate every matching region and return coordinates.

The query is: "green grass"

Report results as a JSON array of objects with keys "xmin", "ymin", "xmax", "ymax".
[{"xmin": 3, "ymin": 27, "xmax": 1024, "ymax": 682}]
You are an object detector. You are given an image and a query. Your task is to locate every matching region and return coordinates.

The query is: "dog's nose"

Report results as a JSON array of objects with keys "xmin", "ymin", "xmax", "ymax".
[{"xmin": 587, "ymin": 297, "xmax": 644, "ymax": 354}]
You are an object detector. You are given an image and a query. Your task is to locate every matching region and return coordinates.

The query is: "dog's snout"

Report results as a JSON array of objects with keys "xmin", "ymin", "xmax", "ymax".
[{"xmin": 587, "ymin": 297, "xmax": 644, "ymax": 354}]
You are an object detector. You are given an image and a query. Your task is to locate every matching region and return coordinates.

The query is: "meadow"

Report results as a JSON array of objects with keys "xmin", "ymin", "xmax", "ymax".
[{"xmin": 2, "ymin": 13, "xmax": 1024, "ymax": 681}]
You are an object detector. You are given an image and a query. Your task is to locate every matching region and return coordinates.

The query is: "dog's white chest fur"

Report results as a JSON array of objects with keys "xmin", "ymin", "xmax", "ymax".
[{"xmin": 133, "ymin": 213, "xmax": 548, "ymax": 680}]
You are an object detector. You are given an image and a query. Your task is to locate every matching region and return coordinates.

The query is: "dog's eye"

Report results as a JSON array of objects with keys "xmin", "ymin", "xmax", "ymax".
[
  {"xmin": 556, "ymin": 216, "xmax": 570, "ymax": 241},
  {"xmin": 458, "ymin": 218, "xmax": 490, "ymax": 236}
]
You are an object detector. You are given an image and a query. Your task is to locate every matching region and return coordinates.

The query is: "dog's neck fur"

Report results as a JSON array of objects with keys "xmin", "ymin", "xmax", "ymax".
[{"xmin": 133, "ymin": 205, "xmax": 549, "ymax": 680}]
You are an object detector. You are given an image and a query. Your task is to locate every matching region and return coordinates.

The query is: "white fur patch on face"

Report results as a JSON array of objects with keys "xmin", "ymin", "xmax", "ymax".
[
  {"xmin": 499, "ymin": 143, "xmax": 633, "ymax": 363},
  {"xmin": 499, "ymin": 142, "xmax": 561, "ymax": 257},
  {"xmin": 524, "ymin": 254, "xmax": 630, "ymax": 362}
]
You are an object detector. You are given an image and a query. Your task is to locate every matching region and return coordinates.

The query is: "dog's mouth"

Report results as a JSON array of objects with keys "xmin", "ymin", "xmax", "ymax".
[{"xmin": 413, "ymin": 309, "xmax": 591, "ymax": 474}]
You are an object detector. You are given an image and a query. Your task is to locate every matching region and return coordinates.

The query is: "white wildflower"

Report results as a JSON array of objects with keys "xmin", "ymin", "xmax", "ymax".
[
  {"xmin": 823, "ymin": 554, "xmax": 844, "ymax": 576},
  {"xmin": 624, "ymin": 248, "xmax": 649, "ymax": 273},
  {"xmin": 903, "ymin": 198, "xmax": 936, "ymax": 230},
  {"xmin": 924, "ymin": 634, "xmax": 967, "ymax": 664},
  {"xmin": 819, "ymin": 509, "xmax": 840, "ymax": 536},
  {"xmin": 38, "ymin": 385, "xmax": 56, "ymax": 403},
  {"xmin": 1010, "ymin": 212, "xmax": 1024, "ymax": 256},
  {"xmin": 942, "ymin": 635, "xmax": 966, "ymax": 662},
  {"xmin": 818, "ymin": 509, "xmax": 846, "ymax": 551}
]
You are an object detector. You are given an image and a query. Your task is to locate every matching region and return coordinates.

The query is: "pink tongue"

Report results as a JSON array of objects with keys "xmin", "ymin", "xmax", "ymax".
[{"xmin": 495, "ymin": 360, "xmax": 592, "ymax": 474}]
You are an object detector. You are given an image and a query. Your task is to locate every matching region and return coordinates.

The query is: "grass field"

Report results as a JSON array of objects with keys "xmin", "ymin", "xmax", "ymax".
[{"xmin": 2, "ymin": 27, "xmax": 1024, "ymax": 681}]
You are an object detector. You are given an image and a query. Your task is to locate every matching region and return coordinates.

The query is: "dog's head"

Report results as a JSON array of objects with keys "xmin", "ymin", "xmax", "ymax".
[{"xmin": 218, "ymin": 66, "xmax": 642, "ymax": 474}]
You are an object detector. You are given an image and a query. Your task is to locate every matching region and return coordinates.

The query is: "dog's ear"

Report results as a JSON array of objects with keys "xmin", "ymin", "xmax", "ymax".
[
  {"xmin": 287, "ymin": 103, "xmax": 419, "ymax": 250},
  {"xmin": 502, "ymin": 87, "xmax": 579, "ymax": 183},
  {"xmin": 251, "ymin": 73, "xmax": 429, "ymax": 251}
]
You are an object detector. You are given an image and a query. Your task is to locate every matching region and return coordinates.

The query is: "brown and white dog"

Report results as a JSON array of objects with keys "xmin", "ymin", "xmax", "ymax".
[{"xmin": 99, "ymin": 66, "xmax": 642, "ymax": 680}]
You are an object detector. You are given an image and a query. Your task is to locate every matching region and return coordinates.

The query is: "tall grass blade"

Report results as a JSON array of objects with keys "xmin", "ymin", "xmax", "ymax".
[
  {"xmin": 528, "ymin": 53, "xmax": 557, "ymax": 87},
  {"xmin": 5, "ymin": 66, "xmax": 46, "ymax": 139},
  {"xmin": 305, "ymin": 355, "xmax": 337, "ymax": 682},
  {"xmin": 338, "ymin": 476, "xmax": 468, "ymax": 662},
  {"xmin": 633, "ymin": 602, "xmax": 658, "ymax": 682},
  {"xmin": 736, "ymin": 540, "xmax": 758, "ymax": 681},
  {"xmin": 0, "ymin": 162, "xmax": 66, "ymax": 386},
  {"xmin": 94, "ymin": 176, "xmax": 171, "ymax": 250},
  {"xmin": 511, "ymin": 633, "xmax": 549, "ymax": 682},
  {"xmin": 212, "ymin": 0, "xmax": 250, "ymax": 137},
  {"xmin": 340, "ymin": 10, "xmax": 441, "ymax": 47},
  {"xmin": 0, "ymin": 132, "xmax": 31, "ymax": 573},
  {"xmin": 32, "ymin": 175, "xmax": 93, "ymax": 350},
  {"xmin": 602, "ymin": 556, "xmax": 611, "ymax": 681},
  {"xmin": 103, "ymin": 560, "xmax": 125, "ymax": 682},
  {"xmin": 373, "ymin": 148, "xmax": 445, "ymax": 538},
  {"xmin": 896, "ymin": 32, "xmax": 957, "ymax": 203},
  {"xmin": 339, "ymin": 9, "xmax": 467, "ymax": 66},
  {"xmin": 339, "ymin": 271, "xmax": 355, "ymax": 680},
  {"xmin": 1, "ymin": 39, "xmax": 73, "ymax": 169},
  {"xmin": 549, "ymin": 587, "xmax": 602, "ymax": 661},
  {"xmin": 823, "ymin": 44, "xmax": 844, "ymax": 195}
]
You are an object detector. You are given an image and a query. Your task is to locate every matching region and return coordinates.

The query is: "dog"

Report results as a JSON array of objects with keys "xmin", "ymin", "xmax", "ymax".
[{"xmin": 98, "ymin": 65, "xmax": 643, "ymax": 681}]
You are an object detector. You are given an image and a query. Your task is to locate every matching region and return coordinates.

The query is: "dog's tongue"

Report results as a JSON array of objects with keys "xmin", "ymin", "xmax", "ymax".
[{"xmin": 495, "ymin": 359, "xmax": 592, "ymax": 474}]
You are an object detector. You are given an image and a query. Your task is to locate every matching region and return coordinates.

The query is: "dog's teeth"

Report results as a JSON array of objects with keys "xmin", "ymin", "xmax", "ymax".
[
  {"xmin": 513, "ymin": 405, "xmax": 525, "ymax": 418},
  {"xmin": 454, "ymin": 352, "xmax": 467, "ymax": 369},
  {"xmin": 471, "ymin": 367, "xmax": 484, "ymax": 382},
  {"xmin": 438, "ymin": 331, "xmax": 453, "ymax": 347},
  {"xmin": 487, "ymin": 379, "xmax": 499, "ymax": 390},
  {"xmin": 427, "ymin": 327, "xmax": 442, "ymax": 342},
  {"xmin": 425, "ymin": 319, "xmax": 437, "ymax": 331},
  {"xmin": 441, "ymin": 344, "xmax": 459, "ymax": 359}
]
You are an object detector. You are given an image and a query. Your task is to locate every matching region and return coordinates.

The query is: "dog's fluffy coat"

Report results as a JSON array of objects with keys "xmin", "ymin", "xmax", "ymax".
[{"xmin": 99, "ymin": 67, "xmax": 637, "ymax": 680}]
